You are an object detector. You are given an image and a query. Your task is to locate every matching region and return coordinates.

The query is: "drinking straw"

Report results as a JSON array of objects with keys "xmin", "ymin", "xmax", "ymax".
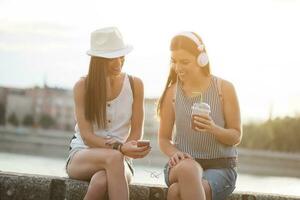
[{"xmin": 192, "ymin": 91, "xmax": 203, "ymax": 103}]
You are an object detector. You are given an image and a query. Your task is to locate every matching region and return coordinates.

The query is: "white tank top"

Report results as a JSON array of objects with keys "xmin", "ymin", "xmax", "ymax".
[{"xmin": 70, "ymin": 74, "xmax": 133, "ymax": 149}]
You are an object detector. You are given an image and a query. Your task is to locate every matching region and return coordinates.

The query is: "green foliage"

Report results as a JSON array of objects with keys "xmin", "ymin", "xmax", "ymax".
[
  {"xmin": 8, "ymin": 112, "xmax": 19, "ymax": 126},
  {"xmin": 240, "ymin": 116, "xmax": 300, "ymax": 152},
  {"xmin": 0, "ymin": 103, "xmax": 5, "ymax": 125},
  {"xmin": 22, "ymin": 114, "xmax": 34, "ymax": 127},
  {"xmin": 38, "ymin": 114, "xmax": 56, "ymax": 129}
]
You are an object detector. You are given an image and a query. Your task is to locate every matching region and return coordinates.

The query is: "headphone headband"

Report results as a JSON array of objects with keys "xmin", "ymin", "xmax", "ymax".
[
  {"xmin": 175, "ymin": 31, "xmax": 209, "ymax": 67},
  {"xmin": 177, "ymin": 32, "xmax": 205, "ymax": 51}
]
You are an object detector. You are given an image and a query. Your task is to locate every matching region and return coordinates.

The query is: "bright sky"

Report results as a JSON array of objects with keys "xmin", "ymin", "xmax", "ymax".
[{"xmin": 0, "ymin": 0, "xmax": 300, "ymax": 122}]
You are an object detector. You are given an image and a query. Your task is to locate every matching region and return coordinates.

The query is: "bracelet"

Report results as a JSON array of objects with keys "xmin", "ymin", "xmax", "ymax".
[
  {"xmin": 118, "ymin": 143, "xmax": 124, "ymax": 154},
  {"xmin": 112, "ymin": 142, "xmax": 121, "ymax": 150},
  {"xmin": 112, "ymin": 142, "xmax": 124, "ymax": 154}
]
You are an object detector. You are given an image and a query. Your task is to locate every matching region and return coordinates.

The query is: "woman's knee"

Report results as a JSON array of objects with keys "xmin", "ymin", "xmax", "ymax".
[
  {"xmin": 167, "ymin": 183, "xmax": 180, "ymax": 200},
  {"xmin": 173, "ymin": 159, "xmax": 203, "ymax": 177},
  {"xmin": 202, "ymin": 179, "xmax": 212, "ymax": 200},
  {"xmin": 89, "ymin": 170, "xmax": 107, "ymax": 190},
  {"xmin": 105, "ymin": 150, "xmax": 124, "ymax": 166}
]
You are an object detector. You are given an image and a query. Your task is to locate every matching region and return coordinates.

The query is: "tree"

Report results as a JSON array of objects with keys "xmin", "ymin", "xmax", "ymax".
[
  {"xmin": 240, "ymin": 116, "xmax": 300, "ymax": 152},
  {"xmin": 8, "ymin": 112, "xmax": 19, "ymax": 126},
  {"xmin": 22, "ymin": 114, "xmax": 34, "ymax": 127},
  {"xmin": 0, "ymin": 103, "xmax": 5, "ymax": 125},
  {"xmin": 39, "ymin": 114, "xmax": 56, "ymax": 129}
]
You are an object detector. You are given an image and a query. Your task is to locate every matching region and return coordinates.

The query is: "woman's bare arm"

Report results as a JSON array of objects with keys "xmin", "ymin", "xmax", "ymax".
[
  {"xmin": 158, "ymin": 84, "xmax": 180, "ymax": 157},
  {"xmin": 73, "ymin": 78, "xmax": 108, "ymax": 148},
  {"xmin": 126, "ymin": 77, "xmax": 144, "ymax": 142},
  {"xmin": 211, "ymin": 80, "xmax": 242, "ymax": 145}
]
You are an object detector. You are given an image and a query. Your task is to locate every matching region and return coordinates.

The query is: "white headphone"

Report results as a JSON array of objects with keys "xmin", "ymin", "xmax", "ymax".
[{"xmin": 177, "ymin": 32, "xmax": 209, "ymax": 67}]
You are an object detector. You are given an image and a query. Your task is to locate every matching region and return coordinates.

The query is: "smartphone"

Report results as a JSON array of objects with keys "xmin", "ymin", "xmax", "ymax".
[{"xmin": 137, "ymin": 140, "xmax": 150, "ymax": 147}]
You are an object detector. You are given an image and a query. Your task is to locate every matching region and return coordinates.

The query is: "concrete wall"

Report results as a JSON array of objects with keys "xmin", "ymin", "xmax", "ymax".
[{"xmin": 1, "ymin": 171, "xmax": 300, "ymax": 200}]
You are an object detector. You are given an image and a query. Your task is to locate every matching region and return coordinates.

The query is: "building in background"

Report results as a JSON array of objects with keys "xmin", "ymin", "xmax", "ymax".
[
  {"xmin": 0, "ymin": 88, "xmax": 7, "ymax": 125},
  {"xmin": 0, "ymin": 87, "xmax": 25, "ymax": 126},
  {"xmin": 0, "ymin": 85, "xmax": 159, "ymax": 134},
  {"xmin": 27, "ymin": 86, "xmax": 74, "ymax": 130},
  {"xmin": 0, "ymin": 85, "xmax": 74, "ymax": 130},
  {"xmin": 6, "ymin": 93, "xmax": 34, "ymax": 126},
  {"xmin": 144, "ymin": 98, "xmax": 159, "ymax": 135}
]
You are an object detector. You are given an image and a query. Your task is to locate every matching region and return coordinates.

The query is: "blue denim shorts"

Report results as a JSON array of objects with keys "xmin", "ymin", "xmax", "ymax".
[{"xmin": 164, "ymin": 163, "xmax": 237, "ymax": 200}]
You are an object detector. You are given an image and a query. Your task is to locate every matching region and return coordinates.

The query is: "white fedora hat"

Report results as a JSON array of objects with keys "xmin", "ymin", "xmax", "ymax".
[{"xmin": 87, "ymin": 27, "xmax": 133, "ymax": 58}]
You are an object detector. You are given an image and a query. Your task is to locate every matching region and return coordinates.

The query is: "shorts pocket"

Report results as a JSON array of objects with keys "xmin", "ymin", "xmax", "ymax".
[
  {"xmin": 213, "ymin": 168, "xmax": 237, "ymax": 199},
  {"xmin": 216, "ymin": 184, "xmax": 236, "ymax": 200}
]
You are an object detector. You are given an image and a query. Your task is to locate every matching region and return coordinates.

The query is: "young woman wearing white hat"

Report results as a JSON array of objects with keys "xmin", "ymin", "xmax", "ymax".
[
  {"xmin": 157, "ymin": 32, "xmax": 242, "ymax": 200},
  {"xmin": 65, "ymin": 27, "xmax": 150, "ymax": 200}
]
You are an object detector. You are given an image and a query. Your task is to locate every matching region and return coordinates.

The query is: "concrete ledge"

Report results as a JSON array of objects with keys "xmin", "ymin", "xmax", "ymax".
[{"xmin": 1, "ymin": 171, "xmax": 300, "ymax": 200}]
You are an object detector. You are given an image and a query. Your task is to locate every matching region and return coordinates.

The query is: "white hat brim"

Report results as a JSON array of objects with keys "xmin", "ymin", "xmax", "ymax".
[{"xmin": 87, "ymin": 45, "xmax": 133, "ymax": 58}]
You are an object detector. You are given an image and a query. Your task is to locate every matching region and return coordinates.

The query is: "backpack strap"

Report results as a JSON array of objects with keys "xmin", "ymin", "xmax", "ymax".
[
  {"xmin": 216, "ymin": 77, "xmax": 223, "ymax": 105},
  {"xmin": 216, "ymin": 77, "xmax": 225, "ymax": 118},
  {"xmin": 128, "ymin": 74, "xmax": 135, "ymax": 97},
  {"xmin": 172, "ymin": 82, "xmax": 178, "ymax": 107}
]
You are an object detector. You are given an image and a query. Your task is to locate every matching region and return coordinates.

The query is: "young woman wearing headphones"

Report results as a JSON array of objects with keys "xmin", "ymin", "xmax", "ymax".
[{"xmin": 157, "ymin": 31, "xmax": 242, "ymax": 200}]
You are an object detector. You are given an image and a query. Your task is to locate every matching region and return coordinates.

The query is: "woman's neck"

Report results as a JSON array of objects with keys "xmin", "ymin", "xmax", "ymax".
[
  {"xmin": 106, "ymin": 73, "xmax": 124, "ymax": 100},
  {"xmin": 181, "ymin": 73, "xmax": 211, "ymax": 96},
  {"xmin": 107, "ymin": 73, "xmax": 123, "ymax": 86}
]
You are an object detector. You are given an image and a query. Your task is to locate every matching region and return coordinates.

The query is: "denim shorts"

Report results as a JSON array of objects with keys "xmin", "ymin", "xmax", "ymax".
[
  {"xmin": 164, "ymin": 163, "xmax": 237, "ymax": 200},
  {"xmin": 65, "ymin": 147, "xmax": 82, "ymax": 172}
]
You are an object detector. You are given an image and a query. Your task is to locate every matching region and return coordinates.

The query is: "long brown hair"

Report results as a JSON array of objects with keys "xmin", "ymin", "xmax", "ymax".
[
  {"xmin": 156, "ymin": 33, "xmax": 211, "ymax": 117},
  {"xmin": 84, "ymin": 56, "xmax": 109, "ymax": 128}
]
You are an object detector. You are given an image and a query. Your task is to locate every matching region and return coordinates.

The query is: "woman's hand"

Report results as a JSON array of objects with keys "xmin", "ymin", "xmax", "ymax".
[
  {"xmin": 168, "ymin": 151, "xmax": 193, "ymax": 168},
  {"xmin": 104, "ymin": 137, "xmax": 119, "ymax": 147},
  {"xmin": 193, "ymin": 114, "xmax": 217, "ymax": 134},
  {"xmin": 121, "ymin": 140, "xmax": 151, "ymax": 159}
]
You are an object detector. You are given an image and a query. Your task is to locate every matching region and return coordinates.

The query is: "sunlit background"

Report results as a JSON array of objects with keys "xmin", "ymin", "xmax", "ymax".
[
  {"xmin": 1, "ymin": 0, "xmax": 300, "ymax": 122},
  {"xmin": 1, "ymin": 0, "xmax": 300, "ymax": 197}
]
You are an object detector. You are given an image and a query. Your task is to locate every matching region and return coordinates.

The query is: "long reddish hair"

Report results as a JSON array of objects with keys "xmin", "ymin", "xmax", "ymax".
[
  {"xmin": 156, "ymin": 33, "xmax": 211, "ymax": 117},
  {"xmin": 84, "ymin": 56, "xmax": 109, "ymax": 128}
]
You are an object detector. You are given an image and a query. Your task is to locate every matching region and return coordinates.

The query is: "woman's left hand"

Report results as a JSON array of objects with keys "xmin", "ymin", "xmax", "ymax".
[
  {"xmin": 104, "ymin": 137, "xmax": 119, "ymax": 147},
  {"xmin": 121, "ymin": 140, "xmax": 151, "ymax": 159},
  {"xmin": 193, "ymin": 114, "xmax": 217, "ymax": 134}
]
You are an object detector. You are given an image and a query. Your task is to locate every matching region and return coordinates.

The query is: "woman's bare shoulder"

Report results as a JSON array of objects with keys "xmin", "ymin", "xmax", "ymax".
[
  {"xmin": 217, "ymin": 77, "xmax": 238, "ymax": 102},
  {"xmin": 221, "ymin": 79, "xmax": 235, "ymax": 94},
  {"xmin": 129, "ymin": 75, "xmax": 143, "ymax": 88},
  {"xmin": 73, "ymin": 77, "xmax": 86, "ymax": 95},
  {"xmin": 163, "ymin": 83, "xmax": 177, "ymax": 103}
]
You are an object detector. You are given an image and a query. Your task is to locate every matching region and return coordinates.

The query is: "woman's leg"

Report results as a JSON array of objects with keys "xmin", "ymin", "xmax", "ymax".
[
  {"xmin": 167, "ymin": 180, "xmax": 211, "ymax": 200},
  {"xmin": 167, "ymin": 183, "xmax": 181, "ymax": 200},
  {"xmin": 67, "ymin": 148, "xmax": 128, "ymax": 200},
  {"xmin": 83, "ymin": 170, "xmax": 108, "ymax": 200},
  {"xmin": 168, "ymin": 159, "xmax": 206, "ymax": 200},
  {"xmin": 202, "ymin": 179, "xmax": 212, "ymax": 200},
  {"xmin": 83, "ymin": 160, "xmax": 133, "ymax": 200}
]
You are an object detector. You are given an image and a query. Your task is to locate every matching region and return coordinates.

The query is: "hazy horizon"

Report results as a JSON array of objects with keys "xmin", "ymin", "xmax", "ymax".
[{"xmin": 1, "ymin": 0, "xmax": 300, "ymax": 122}]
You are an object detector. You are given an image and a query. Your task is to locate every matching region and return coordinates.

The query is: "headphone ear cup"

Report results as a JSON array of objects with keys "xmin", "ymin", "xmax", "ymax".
[{"xmin": 197, "ymin": 52, "xmax": 209, "ymax": 67}]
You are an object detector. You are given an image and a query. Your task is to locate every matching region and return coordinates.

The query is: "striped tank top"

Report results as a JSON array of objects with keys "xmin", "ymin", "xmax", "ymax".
[{"xmin": 174, "ymin": 75, "xmax": 237, "ymax": 159}]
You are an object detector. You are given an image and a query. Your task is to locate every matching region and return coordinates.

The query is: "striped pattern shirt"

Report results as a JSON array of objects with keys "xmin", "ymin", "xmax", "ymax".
[{"xmin": 174, "ymin": 75, "xmax": 237, "ymax": 159}]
